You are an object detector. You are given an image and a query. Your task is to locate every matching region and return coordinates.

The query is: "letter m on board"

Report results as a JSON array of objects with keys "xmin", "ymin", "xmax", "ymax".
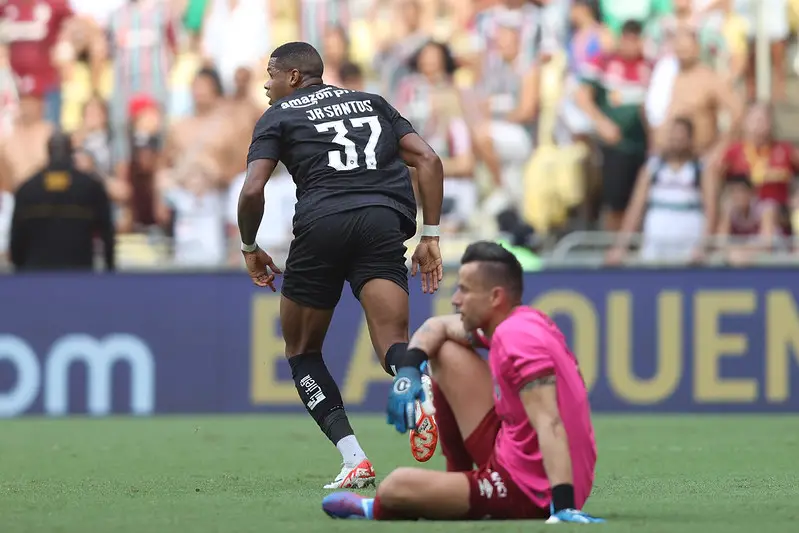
[{"xmin": 44, "ymin": 334, "xmax": 155, "ymax": 416}]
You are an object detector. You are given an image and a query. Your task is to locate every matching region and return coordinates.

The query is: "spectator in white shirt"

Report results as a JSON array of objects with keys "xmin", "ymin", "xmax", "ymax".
[
  {"xmin": 201, "ymin": 0, "xmax": 271, "ymax": 95},
  {"xmin": 161, "ymin": 156, "xmax": 227, "ymax": 267},
  {"xmin": 471, "ymin": 17, "xmax": 539, "ymax": 211},
  {"xmin": 226, "ymin": 166, "xmax": 296, "ymax": 265},
  {"xmin": 69, "ymin": 0, "xmax": 126, "ymax": 28}
]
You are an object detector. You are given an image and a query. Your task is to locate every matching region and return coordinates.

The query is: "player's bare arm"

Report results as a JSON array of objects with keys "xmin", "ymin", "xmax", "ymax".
[
  {"xmin": 399, "ymin": 133, "xmax": 443, "ymax": 228},
  {"xmin": 238, "ymin": 159, "xmax": 275, "ymax": 244},
  {"xmin": 408, "ymin": 314, "xmax": 486, "ymax": 357},
  {"xmin": 237, "ymin": 158, "xmax": 282, "ymax": 290},
  {"xmin": 519, "ymin": 373, "xmax": 575, "ymax": 499},
  {"xmin": 399, "ymin": 133, "xmax": 444, "ymax": 293}
]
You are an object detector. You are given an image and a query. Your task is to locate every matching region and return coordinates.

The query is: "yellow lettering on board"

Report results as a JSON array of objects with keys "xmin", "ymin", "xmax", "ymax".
[
  {"xmin": 694, "ymin": 291, "xmax": 757, "ymax": 403},
  {"xmin": 765, "ymin": 291, "xmax": 799, "ymax": 402},
  {"xmin": 607, "ymin": 291, "xmax": 682, "ymax": 404},
  {"xmin": 250, "ymin": 294, "xmax": 297, "ymax": 405},
  {"xmin": 532, "ymin": 291, "xmax": 598, "ymax": 392},
  {"xmin": 342, "ymin": 318, "xmax": 393, "ymax": 405}
]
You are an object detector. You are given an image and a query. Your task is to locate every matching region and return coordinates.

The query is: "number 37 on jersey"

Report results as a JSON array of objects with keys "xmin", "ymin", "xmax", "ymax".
[{"xmin": 315, "ymin": 116, "xmax": 383, "ymax": 172}]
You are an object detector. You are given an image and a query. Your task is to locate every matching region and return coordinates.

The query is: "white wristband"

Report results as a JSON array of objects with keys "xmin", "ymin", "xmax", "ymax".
[
  {"xmin": 421, "ymin": 225, "xmax": 440, "ymax": 237},
  {"xmin": 241, "ymin": 242, "xmax": 258, "ymax": 253}
]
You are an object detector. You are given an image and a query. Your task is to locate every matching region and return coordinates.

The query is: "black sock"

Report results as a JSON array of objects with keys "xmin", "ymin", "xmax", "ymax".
[
  {"xmin": 383, "ymin": 342, "xmax": 408, "ymax": 376},
  {"xmin": 552, "ymin": 484, "xmax": 575, "ymax": 512},
  {"xmin": 384, "ymin": 343, "xmax": 429, "ymax": 376},
  {"xmin": 289, "ymin": 352, "xmax": 354, "ymax": 444}
]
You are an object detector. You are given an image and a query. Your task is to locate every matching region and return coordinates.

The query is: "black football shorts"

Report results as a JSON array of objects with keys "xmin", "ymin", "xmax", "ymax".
[{"xmin": 281, "ymin": 206, "xmax": 410, "ymax": 309}]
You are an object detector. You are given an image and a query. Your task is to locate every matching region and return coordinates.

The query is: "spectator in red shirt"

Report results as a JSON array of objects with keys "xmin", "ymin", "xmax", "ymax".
[
  {"xmin": 719, "ymin": 103, "xmax": 799, "ymax": 208},
  {"xmin": 717, "ymin": 175, "xmax": 786, "ymax": 265},
  {"xmin": 0, "ymin": 0, "xmax": 76, "ymax": 125}
]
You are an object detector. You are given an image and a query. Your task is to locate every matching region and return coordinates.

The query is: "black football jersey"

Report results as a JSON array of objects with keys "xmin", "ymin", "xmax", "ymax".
[{"xmin": 247, "ymin": 84, "xmax": 418, "ymax": 235}]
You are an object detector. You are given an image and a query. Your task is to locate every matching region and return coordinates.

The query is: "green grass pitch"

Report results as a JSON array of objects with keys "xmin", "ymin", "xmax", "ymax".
[{"xmin": 1, "ymin": 415, "xmax": 797, "ymax": 533}]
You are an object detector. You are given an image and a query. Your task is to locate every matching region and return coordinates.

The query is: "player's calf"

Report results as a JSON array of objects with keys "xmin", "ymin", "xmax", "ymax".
[
  {"xmin": 288, "ymin": 351, "xmax": 372, "ymax": 486},
  {"xmin": 372, "ymin": 468, "xmax": 471, "ymax": 520},
  {"xmin": 374, "ymin": 468, "xmax": 428, "ymax": 516},
  {"xmin": 426, "ymin": 376, "xmax": 474, "ymax": 471},
  {"xmin": 288, "ymin": 352, "xmax": 355, "ymax": 447}
]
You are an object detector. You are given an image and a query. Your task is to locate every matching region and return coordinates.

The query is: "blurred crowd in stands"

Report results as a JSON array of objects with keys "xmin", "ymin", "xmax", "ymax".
[{"xmin": 1, "ymin": 0, "xmax": 799, "ymax": 270}]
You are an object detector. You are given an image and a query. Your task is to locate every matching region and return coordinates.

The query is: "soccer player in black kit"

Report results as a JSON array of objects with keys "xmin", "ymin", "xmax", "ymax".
[{"xmin": 237, "ymin": 42, "xmax": 445, "ymax": 489}]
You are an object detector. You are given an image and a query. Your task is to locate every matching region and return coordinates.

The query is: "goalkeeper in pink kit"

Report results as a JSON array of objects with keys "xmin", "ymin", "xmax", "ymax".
[{"xmin": 323, "ymin": 241, "xmax": 604, "ymax": 523}]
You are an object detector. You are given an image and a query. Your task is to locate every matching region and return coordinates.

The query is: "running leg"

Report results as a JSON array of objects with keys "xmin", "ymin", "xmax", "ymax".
[{"xmin": 280, "ymin": 217, "xmax": 373, "ymax": 489}]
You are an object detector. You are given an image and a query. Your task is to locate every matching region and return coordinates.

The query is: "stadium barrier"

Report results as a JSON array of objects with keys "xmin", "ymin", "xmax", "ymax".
[{"xmin": 1, "ymin": 268, "xmax": 797, "ymax": 417}]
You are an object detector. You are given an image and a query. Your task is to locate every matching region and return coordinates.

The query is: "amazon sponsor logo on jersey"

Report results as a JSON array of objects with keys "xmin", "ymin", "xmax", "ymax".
[
  {"xmin": 305, "ymin": 100, "xmax": 374, "ymax": 121},
  {"xmin": 281, "ymin": 88, "xmax": 355, "ymax": 109}
]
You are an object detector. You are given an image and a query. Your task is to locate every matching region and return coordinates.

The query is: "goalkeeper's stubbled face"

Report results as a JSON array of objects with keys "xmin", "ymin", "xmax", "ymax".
[{"xmin": 452, "ymin": 263, "xmax": 494, "ymax": 332}]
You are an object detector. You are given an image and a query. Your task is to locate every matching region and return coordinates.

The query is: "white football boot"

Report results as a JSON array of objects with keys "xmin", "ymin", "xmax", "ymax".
[
  {"xmin": 323, "ymin": 458, "xmax": 376, "ymax": 489},
  {"xmin": 409, "ymin": 373, "xmax": 439, "ymax": 462}
]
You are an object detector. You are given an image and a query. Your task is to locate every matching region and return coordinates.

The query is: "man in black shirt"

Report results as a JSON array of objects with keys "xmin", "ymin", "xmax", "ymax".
[
  {"xmin": 10, "ymin": 132, "xmax": 115, "ymax": 272},
  {"xmin": 238, "ymin": 42, "xmax": 444, "ymax": 489}
]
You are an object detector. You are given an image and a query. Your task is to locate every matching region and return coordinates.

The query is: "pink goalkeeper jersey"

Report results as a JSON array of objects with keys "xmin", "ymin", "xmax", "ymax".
[{"xmin": 486, "ymin": 306, "xmax": 597, "ymax": 509}]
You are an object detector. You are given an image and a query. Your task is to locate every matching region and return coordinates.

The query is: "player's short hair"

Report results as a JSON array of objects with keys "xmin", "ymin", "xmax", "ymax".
[
  {"xmin": 461, "ymin": 241, "xmax": 523, "ymax": 300},
  {"xmin": 271, "ymin": 41, "xmax": 325, "ymax": 79},
  {"xmin": 195, "ymin": 67, "xmax": 224, "ymax": 96}
]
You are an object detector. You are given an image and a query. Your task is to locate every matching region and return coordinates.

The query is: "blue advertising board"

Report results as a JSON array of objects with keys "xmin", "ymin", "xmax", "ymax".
[{"xmin": 0, "ymin": 269, "xmax": 798, "ymax": 417}]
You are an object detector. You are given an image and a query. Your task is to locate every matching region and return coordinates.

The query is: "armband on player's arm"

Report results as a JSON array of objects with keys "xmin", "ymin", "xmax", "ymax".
[
  {"xmin": 519, "ymin": 373, "xmax": 576, "ymax": 512},
  {"xmin": 421, "ymin": 224, "xmax": 439, "ymax": 238}
]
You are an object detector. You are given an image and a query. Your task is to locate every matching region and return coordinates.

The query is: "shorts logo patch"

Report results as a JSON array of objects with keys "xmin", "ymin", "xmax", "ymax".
[
  {"xmin": 478, "ymin": 478, "xmax": 494, "ymax": 499},
  {"xmin": 489, "ymin": 470, "xmax": 508, "ymax": 498},
  {"xmin": 393, "ymin": 377, "xmax": 411, "ymax": 394}
]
